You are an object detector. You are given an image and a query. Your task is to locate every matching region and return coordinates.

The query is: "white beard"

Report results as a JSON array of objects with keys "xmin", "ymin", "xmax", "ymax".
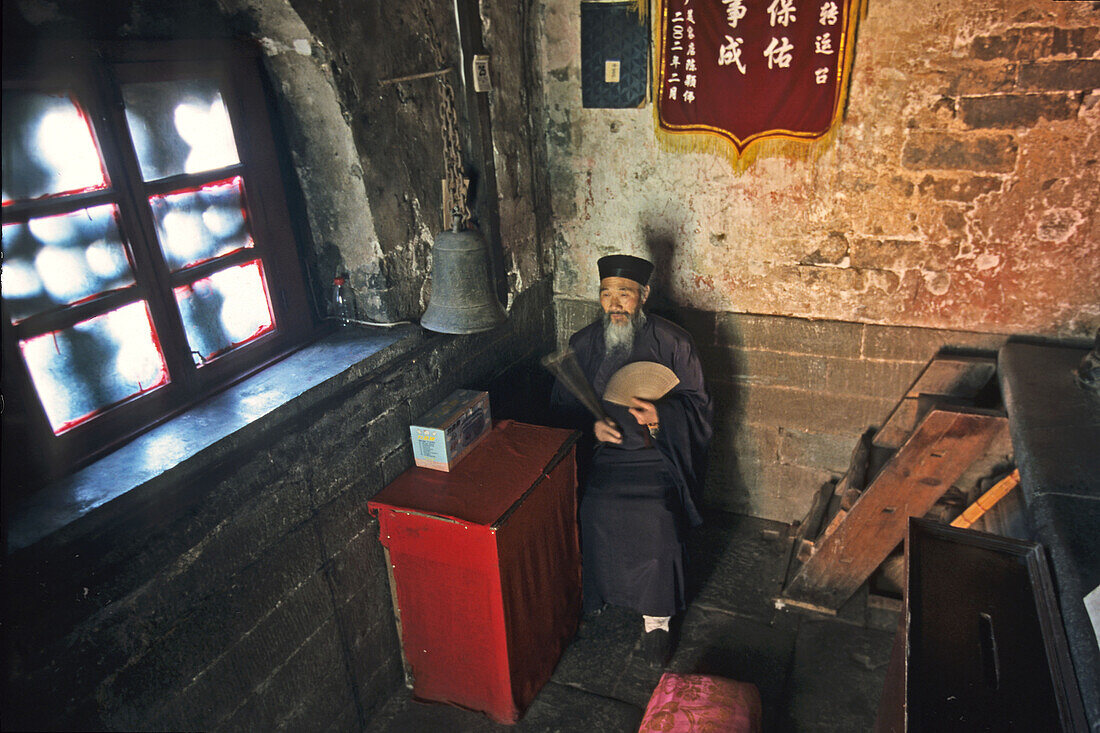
[{"xmin": 603, "ymin": 309, "xmax": 646, "ymax": 356}]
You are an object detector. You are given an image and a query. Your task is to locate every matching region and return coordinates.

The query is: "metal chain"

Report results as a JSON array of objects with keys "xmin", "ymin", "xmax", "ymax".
[
  {"xmin": 439, "ymin": 76, "xmax": 469, "ymax": 225},
  {"xmin": 413, "ymin": 0, "xmax": 470, "ymax": 226}
]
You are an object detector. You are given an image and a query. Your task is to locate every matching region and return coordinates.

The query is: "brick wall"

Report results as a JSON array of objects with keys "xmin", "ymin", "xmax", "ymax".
[
  {"xmin": 4, "ymin": 282, "xmax": 555, "ymax": 730},
  {"xmin": 556, "ymin": 298, "xmax": 1009, "ymax": 523}
]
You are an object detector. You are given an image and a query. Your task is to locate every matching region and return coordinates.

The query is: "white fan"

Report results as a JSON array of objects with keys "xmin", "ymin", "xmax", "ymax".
[{"xmin": 603, "ymin": 361, "xmax": 680, "ymax": 406}]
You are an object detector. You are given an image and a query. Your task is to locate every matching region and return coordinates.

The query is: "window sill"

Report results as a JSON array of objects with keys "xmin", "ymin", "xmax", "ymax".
[{"xmin": 6, "ymin": 324, "xmax": 425, "ymax": 553}]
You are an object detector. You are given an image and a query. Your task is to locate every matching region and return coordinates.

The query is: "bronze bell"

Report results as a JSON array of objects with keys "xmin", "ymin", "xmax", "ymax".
[{"xmin": 420, "ymin": 212, "xmax": 507, "ymax": 334}]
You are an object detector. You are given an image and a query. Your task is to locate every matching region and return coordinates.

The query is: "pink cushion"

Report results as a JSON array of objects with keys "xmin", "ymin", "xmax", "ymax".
[{"xmin": 638, "ymin": 672, "xmax": 762, "ymax": 733}]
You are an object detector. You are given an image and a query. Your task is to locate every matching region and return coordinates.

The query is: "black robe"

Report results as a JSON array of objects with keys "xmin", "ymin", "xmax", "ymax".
[{"xmin": 551, "ymin": 314, "xmax": 712, "ymax": 616}]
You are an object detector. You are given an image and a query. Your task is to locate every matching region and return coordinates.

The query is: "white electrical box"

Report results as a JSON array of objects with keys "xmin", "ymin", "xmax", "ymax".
[
  {"xmin": 473, "ymin": 55, "xmax": 492, "ymax": 92},
  {"xmin": 409, "ymin": 389, "xmax": 491, "ymax": 471}
]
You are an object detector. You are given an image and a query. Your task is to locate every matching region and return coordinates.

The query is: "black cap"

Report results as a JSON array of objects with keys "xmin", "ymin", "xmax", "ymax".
[{"xmin": 597, "ymin": 254, "xmax": 653, "ymax": 287}]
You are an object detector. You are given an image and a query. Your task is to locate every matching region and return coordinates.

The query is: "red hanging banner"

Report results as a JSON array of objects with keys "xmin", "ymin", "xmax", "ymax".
[{"xmin": 654, "ymin": 0, "xmax": 864, "ymax": 169}]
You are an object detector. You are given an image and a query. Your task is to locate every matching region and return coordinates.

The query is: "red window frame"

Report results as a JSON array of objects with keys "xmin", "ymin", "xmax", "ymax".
[{"xmin": 2, "ymin": 40, "xmax": 315, "ymax": 486}]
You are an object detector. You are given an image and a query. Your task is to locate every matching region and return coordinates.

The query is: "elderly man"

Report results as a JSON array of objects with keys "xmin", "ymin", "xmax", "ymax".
[{"xmin": 551, "ymin": 254, "xmax": 712, "ymax": 666}]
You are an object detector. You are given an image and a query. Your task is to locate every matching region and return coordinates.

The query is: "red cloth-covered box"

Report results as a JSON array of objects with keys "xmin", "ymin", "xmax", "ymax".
[
  {"xmin": 368, "ymin": 420, "xmax": 581, "ymax": 724},
  {"xmin": 639, "ymin": 672, "xmax": 762, "ymax": 733}
]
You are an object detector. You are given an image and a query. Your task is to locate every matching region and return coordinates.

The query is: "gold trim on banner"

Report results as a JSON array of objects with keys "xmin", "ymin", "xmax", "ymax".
[{"xmin": 652, "ymin": 0, "xmax": 866, "ymax": 173}]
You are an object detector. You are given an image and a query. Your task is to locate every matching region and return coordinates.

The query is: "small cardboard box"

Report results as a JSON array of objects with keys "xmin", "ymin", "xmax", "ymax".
[{"xmin": 410, "ymin": 389, "xmax": 491, "ymax": 471}]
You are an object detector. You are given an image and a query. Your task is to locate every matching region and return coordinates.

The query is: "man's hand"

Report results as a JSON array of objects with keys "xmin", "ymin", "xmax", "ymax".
[
  {"xmin": 594, "ymin": 418, "xmax": 622, "ymax": 444},
  {"xmin": 628, "ymin": 397, "xmax": 659, "ymax": 428}
]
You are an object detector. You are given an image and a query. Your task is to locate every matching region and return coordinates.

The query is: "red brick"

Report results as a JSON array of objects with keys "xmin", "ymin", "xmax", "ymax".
[
  {"xmin": 916, "ymin": 175, "xmax": 1004, "ymax": 202},
  {"xmin": 1052, "ymin": 26, "xmax": 1100, "ymax": 58},
  {"xmin": 800, "ymin": 232, "xmax": 850, "ymax": 266},
  {"xmin": 902, "ymin": 132, "xmax": 1018, "ymax": 173},
  {"xmin": 960, "ymin": 93, "xmax": 1081, "ymax": 129},
  {"xmin": 848, "ymin": 238, "xmax": 957, "ymax": 272},
  {"xmin": 971, "ymin": 28, "xmax": 1056, "ymax": 61},
  {"xmin": 952, "ymin": 64, "xmax": 1018, "ymax": 96},
  {"xmin": 1017, "ymin": 59, "xmax": 1100, "ymax": 92}
]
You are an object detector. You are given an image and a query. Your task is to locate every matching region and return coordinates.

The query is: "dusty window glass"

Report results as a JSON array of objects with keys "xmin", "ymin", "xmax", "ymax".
[
  {"xmin": 148, "ymin": 176, "xmax": 252, "ymax": 271},
  {"xmin": 20, "ymin": 301, "xmax": 169, "ymax": 433},
  {"xmin": 174, "ymin": 259, "xmax": 274, "ymax": 365},
  {"xmin": 2, "ymin": 206, "xmax": 135, "ymax": 322},
  {"xmin": 2, "ymin": 90, "xmax": 108, "ymax": 203},
  {"xmin": 3, "ymin": 42, "xmax": 314, "ymax": 484}
]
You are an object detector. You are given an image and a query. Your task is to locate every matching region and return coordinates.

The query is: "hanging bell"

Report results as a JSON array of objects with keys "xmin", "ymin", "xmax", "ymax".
[{"xmin": 420, "ymin": 211, "xmax": 507, "ymax": 334}]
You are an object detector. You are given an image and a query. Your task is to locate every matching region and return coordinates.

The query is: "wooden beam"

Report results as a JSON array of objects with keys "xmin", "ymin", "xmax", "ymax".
[
  {"xmin": 781, "ymin": 479, "xmax": 837, "ymax": 586},
  {"xmin": 950, "ymin": 469, "xmax": 1020, "ymax": 529},
  {"xmin": 835, "ymin": 428, "xmax": 873, "ymax": 511},
  {"xmin": 780, "ymin": 407, "xmax": 1007, "ymax": 611},
  {"xmin": 873, "ymin": 355, "xmax": 996, "ymax": 449}
]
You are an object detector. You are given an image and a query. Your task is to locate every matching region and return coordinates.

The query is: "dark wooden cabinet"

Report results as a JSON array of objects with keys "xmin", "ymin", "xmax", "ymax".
[{"xmin": 876, "ymin": 519, "xmax": 1087, "ymax": 732}]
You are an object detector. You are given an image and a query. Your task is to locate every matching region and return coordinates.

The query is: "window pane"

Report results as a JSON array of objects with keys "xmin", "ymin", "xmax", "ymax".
[
  {"xmin": 174, "ymin": 259, "xmax": 274, "ymax": 365},
  {"xmin": 122, "ymin": 78, "xmax": 239, "ymax": 180},
  {"xmin": 2, "ymin": 205, "xmax": 135, "ymax": 322},
  {"xmin": 20, "ymin": 301, "xmax": 169, "ymax": 434},
  {"xmin": 148, "ymin": 176, "xmax": 252, "ymax": 271},
  {"xmin": 2, "ymin": 91, "xmax": 108, "ymax": 203}
]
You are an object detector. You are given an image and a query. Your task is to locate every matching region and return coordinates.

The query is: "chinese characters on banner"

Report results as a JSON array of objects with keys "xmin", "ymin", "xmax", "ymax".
[{"xmin": 655, "ymin": 0, "xmax": 864, "ymax": 169}]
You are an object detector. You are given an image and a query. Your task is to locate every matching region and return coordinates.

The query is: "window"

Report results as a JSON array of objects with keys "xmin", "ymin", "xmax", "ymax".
[{"xmin": 2, "ymin": 41, "xmax": 313, "ymax": 484}]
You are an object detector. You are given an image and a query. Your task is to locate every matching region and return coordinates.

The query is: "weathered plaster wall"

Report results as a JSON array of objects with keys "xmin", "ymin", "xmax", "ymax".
[
  {"xmin": 540, "ymin": 0, "xmax": 1100, "ymax": 336},
  {"xmin": 481, "ymin": 0, "xmax": 557, "ymax": 297},
  {"xmin": 272, "ymin": 0, "xmax": 549, "ymax": 318},
  {"xmin": 218, "ymin": 0, "xmax": 394, "ymax": 317}
]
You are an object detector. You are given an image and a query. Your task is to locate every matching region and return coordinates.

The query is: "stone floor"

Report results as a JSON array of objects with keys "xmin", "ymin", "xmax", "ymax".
[{"xmin": 364, "ymin": 512, "xmax": 897, "ymax": 733}]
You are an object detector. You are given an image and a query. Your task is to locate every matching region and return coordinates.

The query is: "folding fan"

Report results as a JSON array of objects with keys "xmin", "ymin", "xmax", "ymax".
[{"xmin": 603, "ymin": 361, "xmax": 679, "ymax": 406}]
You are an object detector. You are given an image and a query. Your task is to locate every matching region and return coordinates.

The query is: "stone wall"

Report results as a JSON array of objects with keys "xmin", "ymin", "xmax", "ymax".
[{"xmin": 4, "ymin": 283, "xmax": 556, "ymax": 730}]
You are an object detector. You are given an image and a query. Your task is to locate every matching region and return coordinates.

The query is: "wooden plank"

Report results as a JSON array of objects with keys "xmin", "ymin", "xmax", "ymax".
[
  {"xmin": 951, "ymin": 468, "xmax": 1019, "ymax": 529},
  {"xmin": 874, "ymin": 397, "xmax": 922, "ymax": 449},
  {"xmin": 873, "ymin": 355, "xmax": 996, "ymax": 449},
  {"xmin": 900, "ymin": 355, "xmax": 996, "ymax": 400},
  {"xmin": 786, "ymin": 431, "xmax": 869, "ymax": 584},
  {"xmin": 867, "ymin": 593, "xmax": 903, "ymax": 613},
  {"xmin": 818, "ymin": 508, "xmax": 848, "ymax": 542},
  {"xmin": 834, "ymin": 428, "xmax": 873, "ymax": 510},
  {"xmin": 971, "ymin": 473, "xmax": 1029, "ymax": 539},
  {"xmin": 780, "ymin": 407, "xmax": 1007, "ymax": 611},
  {"xmin": 781, "ymin": 479, "xmax": 837, "ymax": 586}
]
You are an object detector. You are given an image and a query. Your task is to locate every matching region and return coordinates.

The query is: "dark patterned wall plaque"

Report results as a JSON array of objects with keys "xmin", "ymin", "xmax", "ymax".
[{"xmin": 581, "ymin": 1, "xmax": 649, "ymax": 109}]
